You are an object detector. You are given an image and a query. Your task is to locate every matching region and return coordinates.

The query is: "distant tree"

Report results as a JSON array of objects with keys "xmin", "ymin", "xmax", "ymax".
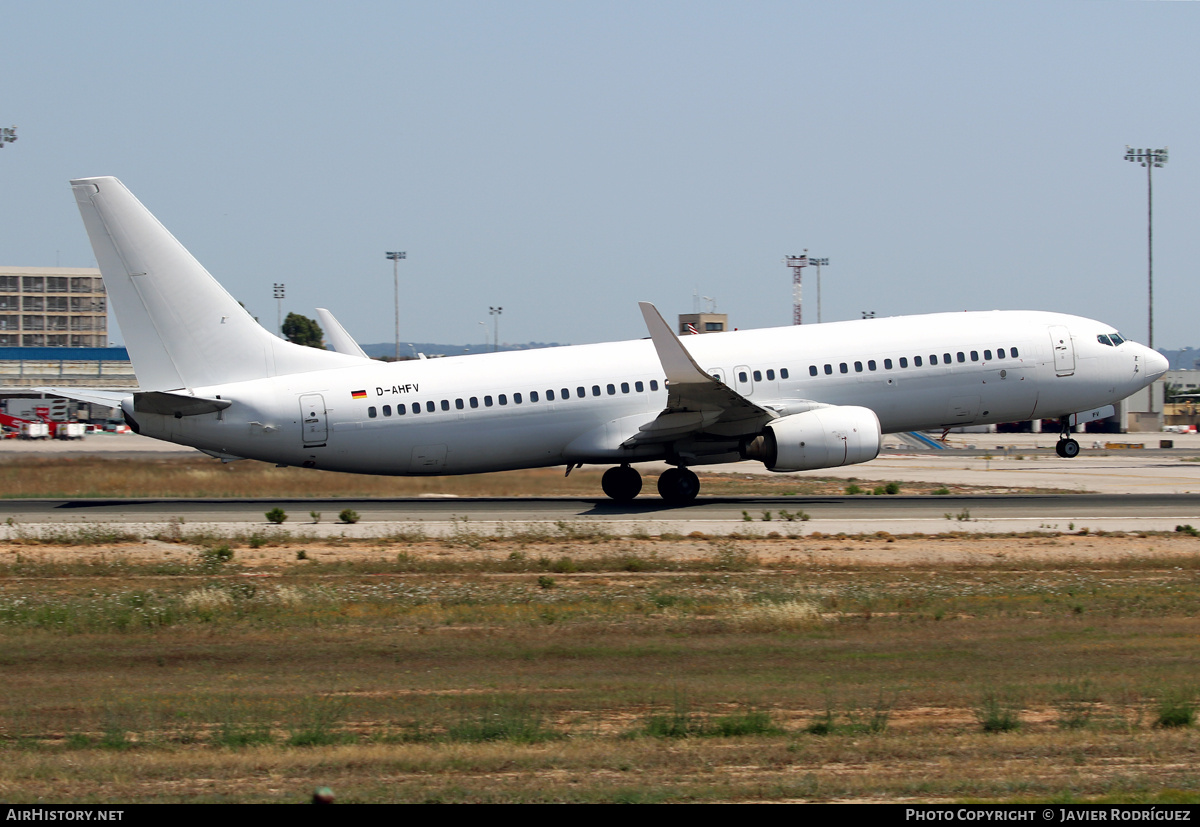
[{"xmin": 282, "ymin": 312, "xmax": 325, "ymax": 349}]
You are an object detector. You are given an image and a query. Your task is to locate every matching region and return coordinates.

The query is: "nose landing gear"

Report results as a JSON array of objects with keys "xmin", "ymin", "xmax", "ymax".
[{"xmin": 1055, "ymin": 416, "xmax": 1080, "ymax": 458}]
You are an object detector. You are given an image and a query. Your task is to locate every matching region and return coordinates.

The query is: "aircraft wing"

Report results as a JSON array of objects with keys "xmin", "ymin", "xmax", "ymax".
[{"xmin": 624, "ymin": 303, "xmax": 778, "ymax": 446}]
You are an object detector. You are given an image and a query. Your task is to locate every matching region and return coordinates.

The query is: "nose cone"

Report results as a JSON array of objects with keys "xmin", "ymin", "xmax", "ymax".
[{"xmin": 1146, "ymin": 348, "xmax": 1169, "ymax": 381}]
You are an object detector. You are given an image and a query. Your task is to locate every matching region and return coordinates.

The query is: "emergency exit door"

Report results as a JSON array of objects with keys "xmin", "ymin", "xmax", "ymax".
[{"xmin": 299, "ymin": 393, "xmax": 328, "ymax": 447}]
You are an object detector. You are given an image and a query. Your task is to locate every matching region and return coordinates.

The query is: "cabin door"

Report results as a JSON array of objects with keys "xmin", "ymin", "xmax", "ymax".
[{"xmin": 1049, "ymin": 326, "xmax": 1075, "ymax": 376}]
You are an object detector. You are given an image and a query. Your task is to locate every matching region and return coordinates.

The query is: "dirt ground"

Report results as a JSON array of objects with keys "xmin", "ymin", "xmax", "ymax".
[{"xmin": 5, "ymin": 531, "xmax": 1198, "ymax": 569}]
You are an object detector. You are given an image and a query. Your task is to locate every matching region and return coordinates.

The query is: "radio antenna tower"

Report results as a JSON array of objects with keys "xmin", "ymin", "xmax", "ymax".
[{"xmin": 785, "ymin": 252, "xmax": 808, "ymax": 325}]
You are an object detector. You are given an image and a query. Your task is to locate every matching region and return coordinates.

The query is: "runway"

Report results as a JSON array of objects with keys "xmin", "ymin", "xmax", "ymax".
[{"xmin": 3, "ymin": 493, "xmax": 1200, "ymax": 539}]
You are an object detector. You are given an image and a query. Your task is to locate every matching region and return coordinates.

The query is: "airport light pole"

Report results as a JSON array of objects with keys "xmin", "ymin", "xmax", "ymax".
[
  {"xmin": 1124, "ymin": 146, "xmax": 1168, "ymax": 351},
  {"xmin": 273, "ymin": 283, "xmax": 285, "ymax": 336},
  {"xmin": 386, "ymin": 252, "xmax": 406, "ymax": 360},
  {"xmin": 1125, "ymin": 146, "xmax": 1168, "ymax": 420},
  {"xmin": 0, "ymin": 125, "xmax": 16, "ymax": 149},
  {"xmin": 809, "ymin": 257, "xmax": 829, "ymax": 323},
  {"xmin": 489, "ymin": 306, "xmax": 502, "ymax": 352}
]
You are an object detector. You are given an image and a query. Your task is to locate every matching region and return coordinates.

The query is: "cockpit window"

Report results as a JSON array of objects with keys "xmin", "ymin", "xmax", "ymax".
[
  {"xmin": 1110, "ymin": 333, "xmax": 1125, "ymax": 346},
  {"xmin": 1097, "ymin": 334, "xmax": 1113, "ymax": 346}
]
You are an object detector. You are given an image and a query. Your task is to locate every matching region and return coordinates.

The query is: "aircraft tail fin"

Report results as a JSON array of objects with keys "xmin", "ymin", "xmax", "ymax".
[{"xmin": 70, "ymin": 177, "xmax": 364, "ymax": 390}]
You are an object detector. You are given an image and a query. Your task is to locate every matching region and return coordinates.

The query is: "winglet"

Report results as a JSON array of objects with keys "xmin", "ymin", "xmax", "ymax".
[
  {"xmin": 638, "ymin": 301, "xmax": 715, "ymax": 386},
  {"xmin": 316, "ymin": 308, "xmax": 369, "ymax": 358}
]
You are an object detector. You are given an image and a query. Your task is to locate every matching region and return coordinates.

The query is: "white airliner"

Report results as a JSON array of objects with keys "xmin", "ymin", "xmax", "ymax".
[{"xmin": 48, "ymin": 177, "xmax": 1168, "ymax": 504}]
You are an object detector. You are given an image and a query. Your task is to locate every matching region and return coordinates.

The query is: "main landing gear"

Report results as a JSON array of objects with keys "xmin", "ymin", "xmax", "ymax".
[
  {"xmin": 1055, "ymin": 417, "xmax": 1080, "ymax": 459},
  {"xmin": 599, "ymin": 464, "xmax": 701, "ymax": 504},
  {"xmin": 601, "ymin": 464, "xmax": 642, "ymax": 502},
  {"xmin": 656, "ymin": 467, "xmax": 700, "ymax": 505}
]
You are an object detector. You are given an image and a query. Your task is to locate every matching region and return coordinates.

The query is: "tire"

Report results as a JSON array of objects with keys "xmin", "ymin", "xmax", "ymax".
[
  {"xmin": 657, "ymin": 467, "xmax": 700, "ymax": 504},
  {"xmin": 1060, "ymin": 438, "xmax": 1080, "ymax": 459},
  {"xmin": 601, "ymin": 465, "xmax": 642, "ymax": 502}
]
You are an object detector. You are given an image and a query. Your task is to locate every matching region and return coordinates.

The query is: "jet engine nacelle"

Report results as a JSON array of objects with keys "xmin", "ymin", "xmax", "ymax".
[{"xmin": 744, "ymin": 406, "xmax": 882, "ymax": 472}]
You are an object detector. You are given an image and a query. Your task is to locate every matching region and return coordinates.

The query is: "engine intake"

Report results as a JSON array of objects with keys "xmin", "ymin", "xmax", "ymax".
[{"xmin": 744, "ymin": 406, "xmax": 881, "ymax": 472}]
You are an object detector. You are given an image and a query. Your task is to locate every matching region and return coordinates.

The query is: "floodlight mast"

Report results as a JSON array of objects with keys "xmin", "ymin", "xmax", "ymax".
[
  {"xmin": 273, "ymin": 283, "xmax": 285, "ymax": 336},
  {"xmin": 785, "ymin": 252, "xmax": 808, "ymax": 325},
  {"xmin": 386, "ymin": 252, "xmax": 406, "ymax": 360},
  {"xmin": 809, "ymin": 257, "xmax": 829, "ymax": 323},
  {"xmin": 1123, "ymin": 146, "xmax": 1168, "ymax": 351}
]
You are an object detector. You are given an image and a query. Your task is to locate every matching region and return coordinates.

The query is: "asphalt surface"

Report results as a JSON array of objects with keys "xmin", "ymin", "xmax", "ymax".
[{"xmin": 3, "ymin": 492, "xmax": 1199, "ymax": 538}]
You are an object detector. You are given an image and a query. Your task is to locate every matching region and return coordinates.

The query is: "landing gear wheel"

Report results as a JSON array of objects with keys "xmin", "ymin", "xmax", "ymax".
[
  {"xmin": 1056, "ymin": 438, "xmax": 1080, "ymax": 459},
  {"xmin": 601, "ymin": 465, "xmax": 642, "ymax": 502},
  {"xmin": 657, "ymin": 467, "xmax": 700, "ymax": 504}
]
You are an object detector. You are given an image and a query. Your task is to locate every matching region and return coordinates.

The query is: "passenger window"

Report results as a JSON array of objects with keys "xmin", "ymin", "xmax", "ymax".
[
  {"xmin": 914, "ymin": 356, "xmax": 923, "ymax": 367},
  {"xmin": 368, "ymin": 406, "xmax": 377, "ymax": 418},
  {"xmin": 382, "ymin": 405, "xmax": 391, "ymax": 416},
  {"xmin": 766, "ymin": 369, "xmax": 775, "ymax": 380},
  {"xmin": 561, "ymin": 388, "xmax": 570, "ymax": 399},
  {"xmin": 957, "ymin": 352, "xmax": 965, "ymax": 363},
  {"xmin": 809, "ymin": 365, "xmax": 818, "ymax": 376},
  {"xmin": 884, "ymin": 358, "xmax": 893, "ymax": 369},
  {"xmin": 411, "ymin": 403, "xmax": 420, "ymax": 414},
  {"xmin": 621, "ymin": 382, "xmax": 629, "ymax": 393},
  {"xmin": 840, "ymin": 363, "xmax": 848, "ymax": 374},
  {"xmin": 470, "ymin": 397, "xmax": 479, "ymax": 408},
  {"xmin": 984, "ymin": 350, "xmax": 993, "ymax": 360},
  {"xmin": 868, "ymin": 360, "xmax": 877, "ymax": 371},
  {"xmin": 738, "ymin": 371, "xmax": 748, "ymax": 383},
  {"xmin": 635, "ymin": 381, "xmax": 644, "ymax": 392},
  {"xmin": 929, "ymin": 355, "xmax": 938, "ymax": 365},
  {"xmin": 592, "ymin": 385, "xmax": 600, "ymax": 396},
  {"xmin": 484, "ymin": 396, "xmax": 493, "ymax": 407},
  {"xmin": 499, "ymin": 394, "xmax": 508, "ymax": 406},
  {"xmin": 455, "ymin": 398, "xmax": 464, "ymax": 409},
  {"xmin": 546, "ymin": 389, "xmax": 555, "ymax": 401},
  {"xmin": 650, "ymin": 380, "xmax": 660, "ymax": 391},
  {"xmin": 606, "ymin": 384, "xmax": 615, "ymax": 395},
  {"xmin": 1010, "ymin": 347, "xmax": 1019, "ymax": 357},
  {"xmin": 780, "ymin": 368, "xmax": 789, "ymax": 379},
  {"xmin": 854, "ymin": 361, "xmax": 863, "ymax": 372},
  {"xmin": 441, "ymin": 400, "xmax": 450, "ymax": 411},
  {"xmin": 899, "ymin": 357, "xmax": 908, "ymax": 368},
  {"xmin": 970, "ymin": 351, "xmax": 978, "ymax": 361},
  {"xmin": 426, "ymin": 401, "xmax": 435, "ymax": 412},
  {"xmin": 996, "ymin": 348, "xmax": 1005, "ymax": 359},
  {"xmin": 513, "ymin": 393, "xmax": 522, "ymax": 404},
  {"xmin": 398, "ymin": 404, "xmax": 406, "ymax": 415},
  {"xmin": 752, "ymin": 370, "xmax": 762, "ymax": 381},
  {"xmin": 824, "ymin": 364, "xmax": 833, "ymax": 375}
]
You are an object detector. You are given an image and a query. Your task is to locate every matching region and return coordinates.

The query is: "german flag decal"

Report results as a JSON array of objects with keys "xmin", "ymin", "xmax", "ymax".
[{"xmin": 351, "ymin": 389, "xmax": 367, "ymax": 399}]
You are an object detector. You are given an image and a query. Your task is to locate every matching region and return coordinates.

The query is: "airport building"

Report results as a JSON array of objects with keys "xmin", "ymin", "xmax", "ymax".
[
  {"xmin": 0, "ymin": 266, "xmax": 109, "ymax": 348},
  {"xmin": 677, "ymin": 312, "xmax": 728, "ymax": 335}
]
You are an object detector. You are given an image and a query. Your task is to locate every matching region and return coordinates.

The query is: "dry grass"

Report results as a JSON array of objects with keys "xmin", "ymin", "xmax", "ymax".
[{"xmin": 2, "ymin": 534, "xmax": 1200, "ymax": 803}]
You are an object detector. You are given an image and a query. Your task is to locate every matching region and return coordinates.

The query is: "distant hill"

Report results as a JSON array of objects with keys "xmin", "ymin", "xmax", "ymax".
[
  {"xmin": 358, "ymin": 341, "xmax": 567, "ymax": 359},
  {"xmin": 1159, "ymin": 348, "xmax": 1200, "ymax": 371}
]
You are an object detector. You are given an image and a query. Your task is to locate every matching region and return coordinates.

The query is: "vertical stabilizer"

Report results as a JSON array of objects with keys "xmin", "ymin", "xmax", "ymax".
[{"xmin": 70, "ymin": 177, "xmax": 363, "ymax": 390}]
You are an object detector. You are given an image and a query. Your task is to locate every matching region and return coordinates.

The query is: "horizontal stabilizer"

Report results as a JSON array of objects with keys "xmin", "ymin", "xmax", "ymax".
[
  {"xmin": 35, "ymin": 387, "xmax": 134, "ymax": 409},
  {"xmin": 133, "ymin": 391, "xmax": 231, "ymax": 417}
]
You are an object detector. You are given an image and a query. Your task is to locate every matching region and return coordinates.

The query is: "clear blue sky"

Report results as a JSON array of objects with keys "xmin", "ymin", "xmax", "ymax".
[{"xmin": 3, "ymin": 1, "xmax": 1196, "ymax": 349}]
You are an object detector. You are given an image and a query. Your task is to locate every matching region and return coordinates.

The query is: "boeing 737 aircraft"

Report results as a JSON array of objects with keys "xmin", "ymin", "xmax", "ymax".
[{"xmin": 47, "ymin": 177, "xmax": 1168, "ymax": 504}]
